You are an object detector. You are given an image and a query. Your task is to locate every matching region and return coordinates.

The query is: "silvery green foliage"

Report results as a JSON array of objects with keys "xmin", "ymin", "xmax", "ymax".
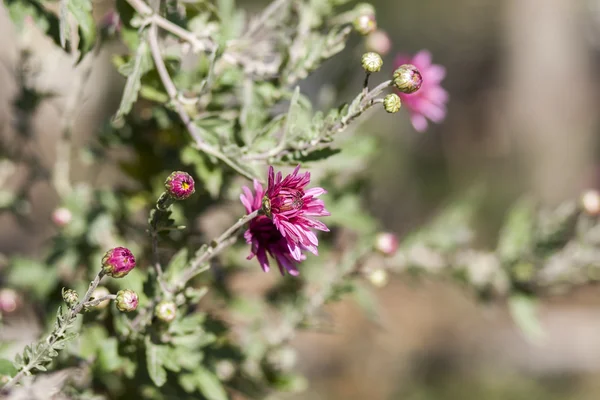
[{"xmin": 3, "ymin": 0, "xmax": 600, "ymax": 398}]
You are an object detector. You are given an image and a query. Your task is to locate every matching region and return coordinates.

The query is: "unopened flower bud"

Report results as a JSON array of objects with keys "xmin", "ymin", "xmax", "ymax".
[
  {"xmin": 365, "ymin": 30, "xmax": 391, "ymax": 55},
  {"xmin": 215, "ymin": 360, "xmax": 236, "ymax": 381},
  {"xmin": 62, "ymin": 288, "xmax": 79, "ymax": 307},
  {"xmin": 367, "ymin": 269, "xmax": 389, "ymax": 288},
  {"xmin": 383, "ymin": 93, "xmax": 401, "ymax": 113},
  {"xmin": 116, "ymin": 289, "xmax": 139, "ymax": 312},
  {"xmin": 393, "ymin": 64, "xmax": 423, "ymax": 94},
  {"xmin": 374, "ymin": 232, "xmax": 398, "ymax": 255},
  {"xmin": 0, "ymin": 289, "xmax": 20, "ymax": 313},
  {"xmin": 353, "ymin": 4, "xmax": 376, "ymax": 36},
  {"xmin": 0, "ymin": 375, "xmax": 9, "ymax": 385},
  {"xmin": 155, "ymin": 300, "xmax": 177, "ymax": 322},
  {"xmin": 52, "ymin": 207, "xmax": 72, "ymax": 227},
  {"xmin": 91, "ymin": 287, "xmax": 111, "ymax": 309},
  {"xmin": 581, "ymin": 189, "xmax": 600, "ymax": 215},
  {"xmin": 164, "ymin": 171, "xmax": 195, "ymax": 201},
  {"xmin": 361, "ymin": 52, "xmax": 383, "ymax": 73},
  {"xmin": 102, "ymin": 247, "xmax": 136, "ymax": 278}
]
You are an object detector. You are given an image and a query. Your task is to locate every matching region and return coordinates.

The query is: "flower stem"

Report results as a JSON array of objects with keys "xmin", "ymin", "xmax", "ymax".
[
  {"xmin": 2, "ymin": 270, "xmax": 106, "ymax": 390},
  {"xmin": 129, "ymin": 209, "xmax": 261, "ymax": 331}
]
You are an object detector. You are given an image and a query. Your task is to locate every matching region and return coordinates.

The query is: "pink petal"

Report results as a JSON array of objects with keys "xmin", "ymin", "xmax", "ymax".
[{"xmin": 411, "ymin": 113, "xmax": 429, "ymax": 132}]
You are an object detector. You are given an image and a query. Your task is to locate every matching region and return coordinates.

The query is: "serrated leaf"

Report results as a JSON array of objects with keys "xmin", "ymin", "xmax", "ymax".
[
  {"xmin": 14, "ymin": 353, "xmax": 23, "ymax": 369},
  {"xmin": 114, "ymin": 40, "xmax": 153, "ymax": 122},
  {"xmin": 97, "ymin": 338, "xmax": 122, "ymax": 372},
  {"xmin": 195, "ymin": 367, "xmax": 228, "ymax": 400},
  {"xmin": 68, "ymin": 0, "xmax": 96, "ymax": 56},
  {"xmin": 145, "ymin": 336, "xmax": 167, "ymax": 387}
]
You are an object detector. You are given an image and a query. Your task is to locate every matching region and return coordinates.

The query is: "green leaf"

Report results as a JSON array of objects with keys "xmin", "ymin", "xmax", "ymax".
[
  {"xmin": 113, "ymin": 40, "xmax": 153, "ymax": 122},
  {"xmin": 352, "ymin": 283, "xmax": 379, "ymax": 322},
  {"xmin": 497, "ymin": 198, "xmax": 535, "ymax": 264},
  {"xmin": 508, "ymin": 294, "xmax": 545, "ymax": 344},
  {"xmin": 97, "ymin": 338, "xmax": 122, "ymax": 372},
  {"xmin": 195, "ymin": 367, "xmax": 228, "ymax": 400},
  {"xmin": 68, "ymin": 0, "xmax": 96, "ymax": 56},
  {"xmin": 164, "ymin": 248, "xmax": 189, "ymax": 284},
  {"xmin": 8, "ymin": 257, "xmax": 58, "ymax": 299},
  {"xmin": 145, "ymin": 336, "xmax": 167, "ymax": 387},
  {"xmin": 7, "ymin": 0, "xmax": 62, "ymax": 48},
  {"xmin": 0, "ymin": 358, "xmax": 17, "ymax": 377},
  {"xmin": 291, "ymin": 147, "xmax": 341, "ymax": 163}
]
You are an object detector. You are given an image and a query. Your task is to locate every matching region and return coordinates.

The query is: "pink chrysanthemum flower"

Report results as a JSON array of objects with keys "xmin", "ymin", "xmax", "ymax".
[
  {"xmin": 240, "ymin": 166, "xmax": 329, "ymax": 276},
  {"xmin": 102, "ymin": 247, "xmax": 136, "ymax": 278},
  {"xmin": 394, "ymin": 50, "xmax": 449, "ymax": 132},
  {"xmin": 264, "ymin": 166, "xmax": 329, "ymax": 259},
  {"xmin": 165, "ymin": 171, "xmax": 195, "ymax": 200}
]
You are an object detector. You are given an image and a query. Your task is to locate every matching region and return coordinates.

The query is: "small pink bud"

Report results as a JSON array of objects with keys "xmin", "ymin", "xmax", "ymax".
[
  {"xmin": 164, "ymin": 171, "xmax": 195, "ymax": 200},
  {"xmin": 116, "ymin": 289, "xmax": 138, "ymax": 312},
  {"xmin": 0, "ymin": 289, "xmax": 20, "ymax": 313},
  {"xmin": 365, "ymin": 30, "xmax": 391, "ymax": 55},
  {"xmin": 393, "ymin": 64, "xmax": 423, "ymax": 94},
  {"xmin": 154, "ymin": 300, "xmax": 177, "ymax": 322},
  {"xmin": 52, "ymin": 207, "xmax": 72, "ymax": 227},
  {"xmin": 374, "ymin": 232, "xmax": 398, "ymax": 256},
  {"xmin": 101, "ymin": 247, "xmax": 136, "ymax": 278}
]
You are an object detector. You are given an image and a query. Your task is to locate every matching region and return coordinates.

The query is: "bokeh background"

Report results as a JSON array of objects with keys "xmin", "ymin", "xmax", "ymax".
[{"xmin": 3, "ymin": 0, "xmax": 600, "ymax": 399}]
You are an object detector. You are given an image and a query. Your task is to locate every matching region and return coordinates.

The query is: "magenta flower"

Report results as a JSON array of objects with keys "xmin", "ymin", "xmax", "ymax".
[
  {"xmin": 394, "ymin": 50, "xmax": 449, "ymax": 132},
  {"xmin": 264, "ymin": 166, "xmax": 330, "ymax": 259},
  {"xmin": 240, "ymin": 166, "xmax": 329, "ymax": 276},
  {"xmin": 102, "ymin": 247, "xmax": 136, "ymax": 278},
  {"xmin": 165, "ymin": 171, "xmax": 195, "ymax": 200}
]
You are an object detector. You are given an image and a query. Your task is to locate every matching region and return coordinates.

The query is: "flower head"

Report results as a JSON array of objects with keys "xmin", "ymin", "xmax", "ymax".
[
  {"xmin": 240, "ymin": 166, "xmax": 329, "ymax": 276},
  {"xmin": 374, "ymin": 232, "xmax": 398, "ymax": 256},
  {"xmin": 116, "ymin": 289, "xmax": 139, "ymax": 312},
  {"xmin": 155, "ymin": 300, "xmax": 177, "ymax": 322},
  {"xmin": 0, "ymin": 289, "xmax": 20, "ymax": 314},
  {"xmin": 165, "ymin": 171, "xmax": 195, "ymax": 200},
  {"xmin": 102, "ymin": 247, "xmax": 136, "ymax": 278},
  {"xmin": 62, "ymin": 288, "xmax": 79, "ymax": 307},
  {"xmin": 394, "ymin": 50, "xmax": 449, "ymax": 132},
  {"xmin": 361, "ymin": 52, "xmax": 383, "ymax": 73}
]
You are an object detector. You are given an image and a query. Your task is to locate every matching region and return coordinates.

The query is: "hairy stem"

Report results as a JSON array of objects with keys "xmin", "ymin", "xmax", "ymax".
[{"xmin": 3, "ymin": 270, "xmax": 106, "ymax": 390}]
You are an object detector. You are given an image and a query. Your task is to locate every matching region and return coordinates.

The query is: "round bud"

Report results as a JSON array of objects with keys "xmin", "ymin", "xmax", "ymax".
[
  {"xmin": 353, "ymin": 4, "xmax": 376, "ymax": 36},
  {"xmin": 91, "ymin": 287, "xmax": 111, "ymax": 309},
  {"xmin": 0, "ymin": 289, "xmax": 20, "ymax": 314},
  {"xmin": 62, "ymin": 288, "xmax": 79, "ymax": 307},
  {"xmin": 383, "ymin": 94, "xmax": 401, "ymax": 113},
  {"xmin": 365, "ymin": 30, "xmax": 391, "ymax": 55},
  {"xmin": 215, "ymin": 360, "xmax": 236, "ymax": 381},
  {"xmin": 164, "ymin": 171, "xmax": 195, "ymax": 201},
  {"xmin": 101, "ymin": 247, "xmax": 136, "ymax": 278},
  {"xmin": 367, "ymin": 269, "xmax": 389, "ymax": 288},
  {"xmin": 52, "ymin": 207, "xmax": 72, "ymax": 227},
  {"xmin": 361, "ymin": 52, "xmax": 383, "ymax": 73},
  {"xmin": 393, "ymin": 64, "xmax": 423, "ymax": 94},
  {"xmin": 155, "ymin": 300, "xmax": 177, "ymax": 322},
  {"xmin": 116, "ymin": 289, "xmax": 139, "ymax": 312},
  {"xmin": 581, "ymin": 189, "xmax": 600, "ymax": 215},
  {"xmin": 374, "ymin": 232, "xmax": 398, "ymax": 255}
]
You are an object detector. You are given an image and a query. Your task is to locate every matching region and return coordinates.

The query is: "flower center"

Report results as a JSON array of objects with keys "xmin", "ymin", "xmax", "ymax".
[
  {"xmin": 181, "ymin": 181, "xmax": 190, "ymax": 190},
  {"xmin": 272, "ymin": 189, "xmax": 304, "ymax": 215}
]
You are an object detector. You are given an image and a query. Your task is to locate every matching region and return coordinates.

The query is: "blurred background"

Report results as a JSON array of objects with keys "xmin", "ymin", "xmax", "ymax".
[{"xmin": 3, "ymin": 0, "xmax": 600, "ymax": 399}]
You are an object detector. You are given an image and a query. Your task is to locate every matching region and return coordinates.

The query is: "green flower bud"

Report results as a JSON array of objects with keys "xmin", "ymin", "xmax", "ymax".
[
  {"xmin": 116, "ymin": 289, "xmax": 139, "ymax": 312},
  {"xmin": 361, "ymin": 52, "xmax": 383, "ymax": 73},
  {"xmin": 383, "ymin": 93, "xmax": 402, "ymax": 113},
  {"xmin": 154, "ymin": 300, "xmax": 177, "ymax": 322},
  {"xmin": 62, "ymin": 288, "xmax": 79, "ymax": 307},
  {"xmin": 393, "ymin": 64, "xmax": 423, "ymax": 94},
  {"xmin": 353, "ymin": 4, "xmax": 376, "ymax": 36}
]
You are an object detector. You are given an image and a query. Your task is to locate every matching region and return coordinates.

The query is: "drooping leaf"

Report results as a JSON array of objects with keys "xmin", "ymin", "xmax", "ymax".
[
  {"xmin": 508, "ymin": 294, "xmax": 545, "ymax": 344},
  {"xmin": 113, "ymin": 40, "xmax": 153, "ymax": 122},
  {"xmin": 195, "ymin": 367, "xmax": 228, "ymax": 400},
  {"xmin": 145, "ymin": 336, "xmax": 167, "ymax": 387}
]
